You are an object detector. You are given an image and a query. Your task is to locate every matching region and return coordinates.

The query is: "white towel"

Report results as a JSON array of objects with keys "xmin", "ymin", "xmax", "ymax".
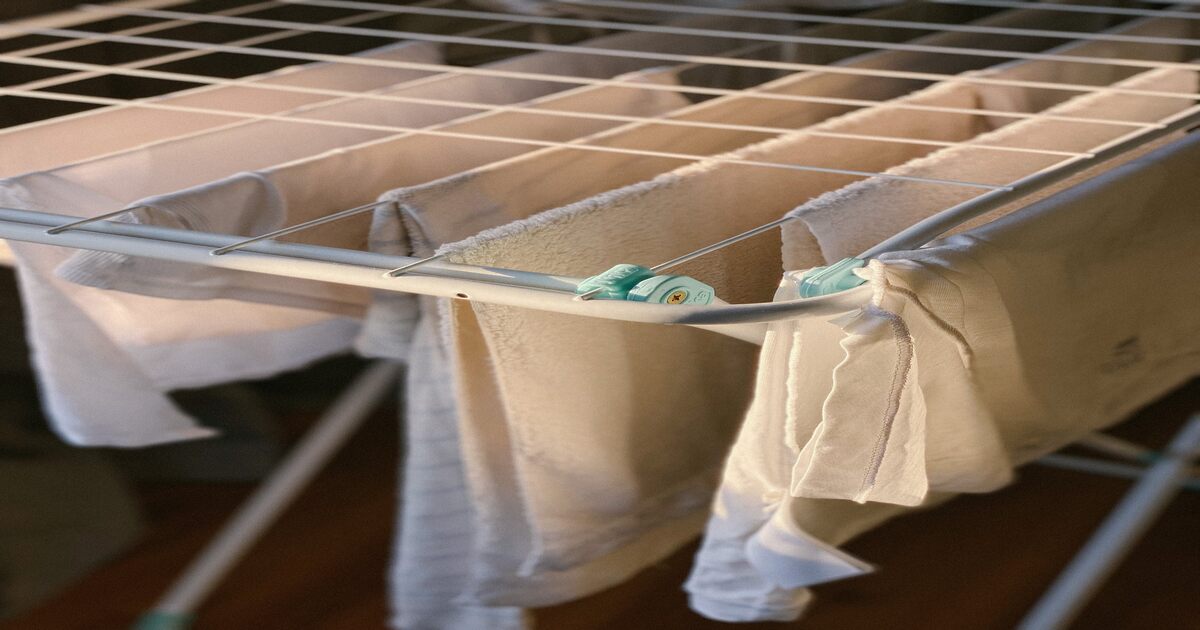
[
  {"xmin": 420, "ymin": 75, "xmax": 1023, "ymax": 611},
  {"xmin": 366, "ymin": 68, "xmax": 690, "ymax": 630},
  {"xmin": 783, "ymin": 126, "xmax": 1200, "ymax": 523},
  {"xmin": 684, "ymin": 276, "xmax": 906, "ymax": 622},
  {"xmin": 684, "ymin": 63, "xmax": 1198, "ymax": 621},
  {"xmin": 432, "ymin": 50, "xmax": 1190, "ymax": 585},
  {"xmin": 796, "ymin": 143, "xmax": 1200, "ymax": 507},
  {"xmin": 361, "ymin": 5, "xmax": 1085, "ymax": 621},
  {"xmin": 9, "ymin": 17, "xmax": 727, "ymax": 447},
  {"xmin": 0, "ymin": 43, "xmax": 452, "ymax": 446},
  {"xmin": 787, "ymin": 66, "xmax": 1198, "ymax": 505}
]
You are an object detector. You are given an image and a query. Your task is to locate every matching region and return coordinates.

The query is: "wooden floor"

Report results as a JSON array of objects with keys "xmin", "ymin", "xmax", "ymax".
[{"xmin": 3, "ymin": 364, "xmax": 1197, "ymax": 630}]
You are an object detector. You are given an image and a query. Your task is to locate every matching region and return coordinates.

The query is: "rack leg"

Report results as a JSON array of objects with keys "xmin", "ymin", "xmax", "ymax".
[
  {"xmin": 1019, "ymin": 414, "xmax": 1200, "ymax": 630},
  {"xmin": 134, "ymin": 361, "xmax": 401, "ymax": 630}
]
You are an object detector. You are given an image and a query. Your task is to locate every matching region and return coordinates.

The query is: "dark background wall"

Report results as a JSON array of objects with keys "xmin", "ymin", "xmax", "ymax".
[{"xmin": 0, "ymin": 2, "xmax": 91, "ymax": 22}]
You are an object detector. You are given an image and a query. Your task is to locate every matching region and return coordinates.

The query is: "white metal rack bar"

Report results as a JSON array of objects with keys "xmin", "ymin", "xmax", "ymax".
[
  {"xmin": 0, "ymin": 4, "xmax": 1196, "ymax": 628},
  {"xmin": 59, "ymin": 5, "xmax": 1200, "ymax": 98},
  {"xmin": 2, "ymin": 25, "xmax": 1169, "ymax": 127},
  {"xmin": 135, "ymin": 361, "xmax": 401, "ymax": 630},
  {"xmin": 277, "ymin": 0, "xmax": 1200, "ymax": 54},
  {"xmin": 1020, "ymin": 415, "xmax": 1200, "ymax": 630},
  {"xmin": 0, "ymin": 53, "xmax": 1099, "ymax": 158}
]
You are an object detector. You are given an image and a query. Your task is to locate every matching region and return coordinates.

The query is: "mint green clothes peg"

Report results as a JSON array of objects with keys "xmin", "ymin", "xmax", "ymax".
[
  {"xmin": 627, "ymin": 274, "xmax": 714, "ymax": 305},
  {"xmin": 575, "ymin": 264, "xmax": 716, "ymax": 305},
  {"xmin": 797, "ymin": 257, "xmax": 867, "ymax": 298}
]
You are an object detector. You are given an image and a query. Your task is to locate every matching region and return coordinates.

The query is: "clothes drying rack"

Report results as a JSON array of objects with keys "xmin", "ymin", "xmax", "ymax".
[{"xmin": 0, "ymin": 1, "xmax": 1196, "ymax": 628}]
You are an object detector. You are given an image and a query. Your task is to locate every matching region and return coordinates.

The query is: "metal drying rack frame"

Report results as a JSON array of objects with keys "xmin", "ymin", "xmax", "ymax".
[{"xmin": 0, "ymin": 1, "xmax": 1197, "ymax": 629}]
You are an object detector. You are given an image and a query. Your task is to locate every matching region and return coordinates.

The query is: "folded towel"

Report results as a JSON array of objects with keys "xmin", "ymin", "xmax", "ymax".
[
  {"xmin": 684, "ymin": 62, "xmax": 1198, "ymax": 621},
  {"xmin": 439, "ymin": 45, "xmax": 1200, "ymax": 585},
  {"xmin": 788, "ymin": 65, "xmax": 1198, "ymax": 505},
  {"xmin": 424, "ymin": 75, "xmax": 1026, "ymax": 610},
  {"xmin": 361, "ymin": 4, "xmax": 1104, "ymax": 622}
]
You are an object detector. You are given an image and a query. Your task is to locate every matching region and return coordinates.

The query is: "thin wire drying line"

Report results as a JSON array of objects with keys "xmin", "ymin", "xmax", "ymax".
[
  {"xmin": 574, "ymin": 215, "xmax": 808, "ymax": 300},
  {"xmin": 5, "ymin": 0, "xmax": 508, "ymax": 97},
  {"xmin": 71, "ymin": 6, "xmax": 1200, "ymax": 100},
  {"xmin": 45, "ymin": 206, "xmax": 145, "ymax": 235},
  {"xmin": 0, "ymin": 86, "xmax": 1012, "ymax": 188},
  {"xmin": 546, "ymin": 0, "xmax": 1200, "ymax": 29},
  {"xmin": 0, "ymin": 0, "xmax": 279, "ymax": 61},
  {"xmin": 210, "ymin": 200, "xmax": 392, "ymax": 255},
  {"xmin": 283, "ymin": 0, "xmax": 1200, "ymax": 54},
  {"xmin": 927, "ymin": 0, "xmax": 1200, "ymax": 21},
  {"xmin": 0, "ymin": 53, "xmax": 1096, "ymax": 159},
  {"xmin": 0, "ymin": 0, "xmax": 456, "ymax": 139},
  {"xmin": 7, "ymin": 7, "xmax": 401, "ymax": 96},
  {"xmin": 0, "ymin": 25, "xmax": 1166, "ymax": 130}
]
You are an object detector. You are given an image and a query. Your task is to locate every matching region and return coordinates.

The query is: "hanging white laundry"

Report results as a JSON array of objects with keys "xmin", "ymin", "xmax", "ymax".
[
  {"xmin": 413, "ymin": 76, "xmax": 1038, "ymax": 615},
  {"xmin": 0, "ymin": 42, "xmax": 450, "ymax": 447},
  {"xmin": 684, "ymin": 63, "xmax": 1198, "ymax": 622},
  {"xmin": 683, "ymin": 276, "xmax": 909, "ymax": 622},
  {"xmin": 10, "ymin": 14, "xmax": 754, "ymax": 447},
  {"xmin": 359, "ymin": 5, "xmax": 1090, "ymax": 623},
  {"xmin": 787, "ymin": 67, "xmax": 1200, "ymax": 506},
  {"xmin": 432, "ymin": 46, "xmax": 1199, "ymax": 592}
]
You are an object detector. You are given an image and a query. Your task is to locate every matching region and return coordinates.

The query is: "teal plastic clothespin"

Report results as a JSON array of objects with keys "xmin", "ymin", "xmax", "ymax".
[
  {"xmin": 575, "ymin": 264, "xmax": 715, "ymax": 305},
  {"xmin": 797, "ymin": 257, "xmax": 867, "ymax": 298}
]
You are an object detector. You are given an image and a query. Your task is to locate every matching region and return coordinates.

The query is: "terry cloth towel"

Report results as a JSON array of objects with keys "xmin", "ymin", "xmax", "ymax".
[
  {"xmin": 683, "ymin": 275, "xmax": 913, "ymax": 623},
  {"xmin": 417, "ymin": 72, "xmax": 1051, "ymax": 609},
  {"xmin": 0, "ymin": 41, "xmax": 452, "ymax": 447},
  {"xmin": 368, "ymin": 46, "xmax": 1115, "ymax": 613},
  {"xmin": 4, "ymin": 18, "xmax": 722, "ymax": 447},
  {"xmin": 420, "ymin": 30, "xmax": 1200, "ymax": 590},
  {"xmin": 368, "ymin": 78, "xmax": 697, "ymax": 627},
  {"xmin": 789, "ymin": 83, "xmax": 1200, "ymax": 507},
  {"xmin": 683, "ymin": 64, "xmax": 1198, "ymax": 621}
]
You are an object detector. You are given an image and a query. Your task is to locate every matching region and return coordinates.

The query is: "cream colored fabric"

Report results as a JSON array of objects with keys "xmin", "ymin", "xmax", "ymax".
[
  {"xmin": 417, "ymin": 44, "xmax": 1197, "ymax": 605},
  {"xmin": 0, "ymin": 41, "xmax": 451, "ymax": 446},
  {"xmin": 788, "ymin": 66, "xmax": 1200, "ymax": 505},
  {"xmin": 9, "ymin": 20, "xmax": 730, "ymax": 446},
  {"xmin": 356, "ymin": 5, "xmax": 1104, "ymax": 622},
  {"xmin": 425, "ymin": 76, "xmax": 1022, "ymax": 607},
  {"xmin": 685, "ymin": 64, "xmax": 1198, "ymax": 621}
]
